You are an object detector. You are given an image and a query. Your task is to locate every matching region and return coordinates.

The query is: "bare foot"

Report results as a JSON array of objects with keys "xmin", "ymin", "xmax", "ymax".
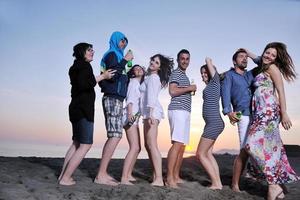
[
  {"xmin": 165, "ymin": 179, "xmax": 179, "ymax": 188},
  {"xmin": 277, "ymin": 192, "xmax": 285, "ymax": 199},
  {"xmin": 151, "ymin": 179, "xmax": 164, "ymax": 187},
  {"xmin": 175, "ymin": 178, "xmax": 185, "ymax": 184},
  {"xmin": 120, "ymin": 180, "xmax": 134, "ymax": 185},
  {"xmin": 209, "ymin": 185, "xmax": 222, "ymax": 190},
  {"xmin": 231, "ymin": 185, "xmax": 241, "ymax": 192},
  {"xmin": 165, "ymin": 181, "xmax": 179, "ymax": 189},
  {"xmin": 128, "ymin": 176, "xmax": 137, "ymax": 182},
  {"xmin": 59, "ymin": 177, "xmax": 76, "ymax": 186},
  {"xmin": 268, "ymin": 184, "xmax": 283, "ymax": 200},
  {"xmin": 94, "ymin": 177, "xmax": 119, "ymax": 186},
  {"xmin": 106, "ymin": 174, "xmax": 117, "ymax": 181}
]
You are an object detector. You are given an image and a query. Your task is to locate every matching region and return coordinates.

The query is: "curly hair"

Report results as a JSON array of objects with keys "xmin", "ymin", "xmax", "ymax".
[
  {"xmin": 261, "ymin": 42, "xmax": 297, "ymax": 81},
  {"xmin": 150, "ymin": 54, "xmax": 174, "ymax": 88}
]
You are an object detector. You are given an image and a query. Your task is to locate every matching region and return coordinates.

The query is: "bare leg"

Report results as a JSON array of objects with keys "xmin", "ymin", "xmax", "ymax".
[
  {"xmin": 196, "ymin": 137, "xmax": 222, "ymax": 190},
  {"xmin": 144, "ymin": 119, "xmax": 163, "ymax": 186},
  {"xmin": 143, "ymin": 120, "xmax": 155, "ymax": 180},
  {"xmin": 94, "ymin": 137, "xmax": 121, "ymax": 186},
  {"xmin": 121, "ymin": 125, "xmax": 141, "ymax": 185},
  {"xmin": 268, "ymin": 184, "xmax": 283, "ymax": 200},
  {"xmin": 174, "ymin": 145, "xmax": 185, "ymax": 184},
  {"xmin": 58, "ymin": 141, "xmax": 80, "ymax": 180},
  {"xmin": 166, "ymin": 142, "xmax": 183, "ymax": 188},
  {"xmin": 59, "ymin": 143, "xmax": 92, "ymax": 185},
  {"xmin": 208, "ymin": 147, "xmax": 221, "ymax": 187},
  {"xmin": 231, "ymin": 149, "xmax": 248, "ymax": 192},
  {"xmin": 127, "ymin": 127, "xmax": 141, "ymax": 182}
]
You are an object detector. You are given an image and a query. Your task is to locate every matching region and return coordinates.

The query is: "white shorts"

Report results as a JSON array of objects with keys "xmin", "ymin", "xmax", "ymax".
[
  {"xmin": 168, "ymin": 110, "xmax": 190, "ymax": 145},
  {"xmin": 237, "ymin": 115, "xmax": 250, "ymax": 149}
]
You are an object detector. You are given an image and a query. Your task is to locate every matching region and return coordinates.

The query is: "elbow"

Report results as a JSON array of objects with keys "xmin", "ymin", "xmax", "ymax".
[{"xmin": 169, "ymin": 91, "xmax": 177, "ymax": 97}]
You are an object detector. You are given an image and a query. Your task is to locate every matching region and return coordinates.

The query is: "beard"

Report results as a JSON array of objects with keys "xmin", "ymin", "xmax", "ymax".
[{"xmin": 236, "ymin": 63, "xmax": 247, "ymax": 69}]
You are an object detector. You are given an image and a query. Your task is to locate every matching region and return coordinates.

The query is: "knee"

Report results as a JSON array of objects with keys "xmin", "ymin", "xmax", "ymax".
[
  {"xmin": 198, "ymin": 150, "xmax": 210, "ymax": 162},
  {"xmin": 196, "ymin": 152, "xmax": 205, "ymax": 161},
  {"xmin": 132, "ymin": 145, "xmax": 141, "ymax": 154}
]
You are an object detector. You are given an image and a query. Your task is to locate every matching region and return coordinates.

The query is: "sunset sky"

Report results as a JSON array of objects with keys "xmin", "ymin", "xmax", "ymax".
[{"xmin": 1, "ymin": 0, "xmax": 300, "ymax": 158}]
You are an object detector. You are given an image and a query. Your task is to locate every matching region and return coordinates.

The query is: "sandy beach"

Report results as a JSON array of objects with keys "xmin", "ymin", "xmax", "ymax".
[{"xmin": 0, "ymin": 150, "xmax": 299, "ymax": 200}]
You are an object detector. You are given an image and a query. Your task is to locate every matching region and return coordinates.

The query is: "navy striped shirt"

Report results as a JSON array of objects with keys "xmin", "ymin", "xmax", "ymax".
[{"xmin": 168, "ymin": 68, "xmax": 191, "ymax": 112}]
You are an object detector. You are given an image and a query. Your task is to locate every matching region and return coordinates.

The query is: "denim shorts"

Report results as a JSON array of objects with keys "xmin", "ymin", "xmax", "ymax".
[{"xmin": 72, "ymin": 118, "xmax": 94, "ymax": 144}]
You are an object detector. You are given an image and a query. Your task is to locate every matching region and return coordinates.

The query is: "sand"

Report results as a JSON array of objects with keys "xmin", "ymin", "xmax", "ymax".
[{"xmin": 0, "ymin": 153, "xmax": 299, "ymax": 200}]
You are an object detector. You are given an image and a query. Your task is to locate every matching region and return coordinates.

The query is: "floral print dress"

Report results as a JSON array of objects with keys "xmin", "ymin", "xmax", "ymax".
[{"xmin": 245, "ymin": 72, "xmax": 299, "ymax": 184}]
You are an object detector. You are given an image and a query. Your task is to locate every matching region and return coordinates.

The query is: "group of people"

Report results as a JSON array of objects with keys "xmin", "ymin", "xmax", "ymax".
[{"xmin": 58, "ymin": 31, "xmax": 299, "ymax": 200}]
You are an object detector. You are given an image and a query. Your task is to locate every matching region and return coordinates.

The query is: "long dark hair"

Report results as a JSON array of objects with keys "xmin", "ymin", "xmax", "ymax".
[
  {"xmin": 150, "ymin": 54, "xmax": 174, "ymax": 88},
  {"xmin": 261, "ymin": 42, "xmax": 297, "ymax": 81}
]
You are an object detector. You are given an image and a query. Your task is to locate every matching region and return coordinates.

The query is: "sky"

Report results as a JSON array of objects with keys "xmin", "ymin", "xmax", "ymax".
[{"xmin": 0, "ymin": 0, "xmax": 300, "ymax": 158}]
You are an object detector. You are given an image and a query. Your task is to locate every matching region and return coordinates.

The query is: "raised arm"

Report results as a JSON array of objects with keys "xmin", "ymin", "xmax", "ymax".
[
  {"xmin": 205, "ymin": 57, "xmax": 216, "ymax": 78},
  {"xmin": 239, "ymin": 48, "xmax": 261, "ymax": 65},
  {"xmin": 267, "ymin": 64, "xmax": 292, "ymax": 130}
]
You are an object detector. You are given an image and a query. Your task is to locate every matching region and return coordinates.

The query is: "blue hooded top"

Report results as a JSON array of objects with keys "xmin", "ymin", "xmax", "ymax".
[
  {"xmin": 100, "ymin": 31, "xmax": 128, "ymax": 70},
  {"xmin": 99, "ymin": 31, "xmax": 129, "ymax": 101}
]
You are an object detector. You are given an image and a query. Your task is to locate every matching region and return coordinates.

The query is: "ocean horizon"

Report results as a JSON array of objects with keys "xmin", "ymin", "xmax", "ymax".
[{"xmin": 0, "ymin": 141, "xmax": 239, "ymax": 159}]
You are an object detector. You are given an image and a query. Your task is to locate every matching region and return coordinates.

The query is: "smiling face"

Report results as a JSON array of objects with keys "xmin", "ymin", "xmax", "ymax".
[
  {"xmin": 200, "ymin": 67, "xmax": 209, "ymax": 84},
  {"xmin": 133, "ymin": 65, "xmax": 145, "ymax": 77},
  {"xmin": 149, "ymin": 56, "xmax": 161, "ymax": 73},
  {"xmin": 84, "ymin": 47, "xmax": 94, "ymax": 62},
  {"xmin": 177, "ymin": 52, "xmax": 190, "ymax": 71},
  {"xmin": 262, "ymin": 47, "xmax": 277, "ymax": 65}
]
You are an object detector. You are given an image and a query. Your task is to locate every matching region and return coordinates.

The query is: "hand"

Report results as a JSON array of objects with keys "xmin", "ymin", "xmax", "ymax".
[
  {"xmin": 189, "ymin": 84, "xmax": 197, "ymax": 93},
  {"xmin": 102, "ymin": 69, "xmax": 116, "ymax": 79},
  {"xmin": 228, "ymin": 112, "xmax": 240, "ymax": 125},
  {"xmin": 148, "ymin": 116, "xmax": 156, "ymax": 125},
  {"xmin": 281, "ymin": 112, "xmax": 292, "ymax": 130},
  {"xmin": 124, "ymin": 50, "xmax": 134, "ymax": 61},
  {"xmin": 127, "ymin": 113, "xmax": 134, "ymax": 122},
  {"xmin": 205, "ymin": 57, "xmax": 212, "ymax": 65},
  {"xmin": 95, "ymin": 69, "xmax": 116, "ymax": 82}
]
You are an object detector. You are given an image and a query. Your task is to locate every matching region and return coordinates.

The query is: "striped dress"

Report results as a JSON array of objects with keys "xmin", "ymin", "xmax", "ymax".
[{"xmin": 202, "ymin": 73, "xmax": 224, "ymax": 140}]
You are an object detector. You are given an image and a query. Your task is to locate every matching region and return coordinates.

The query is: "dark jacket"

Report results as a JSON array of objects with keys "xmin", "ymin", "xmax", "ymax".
[
  {"xmin": 69, "ymin": 59, "xmax": 96, "ymax": 122},
  {"xmin": 99, "ymin": 52, "xmax": 128, "ymax": 101}
]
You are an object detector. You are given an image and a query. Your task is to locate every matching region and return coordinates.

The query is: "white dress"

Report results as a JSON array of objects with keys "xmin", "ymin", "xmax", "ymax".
[{"xmin": 140, "ymin": 73, "xmax": 164, "ymax": 121}]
